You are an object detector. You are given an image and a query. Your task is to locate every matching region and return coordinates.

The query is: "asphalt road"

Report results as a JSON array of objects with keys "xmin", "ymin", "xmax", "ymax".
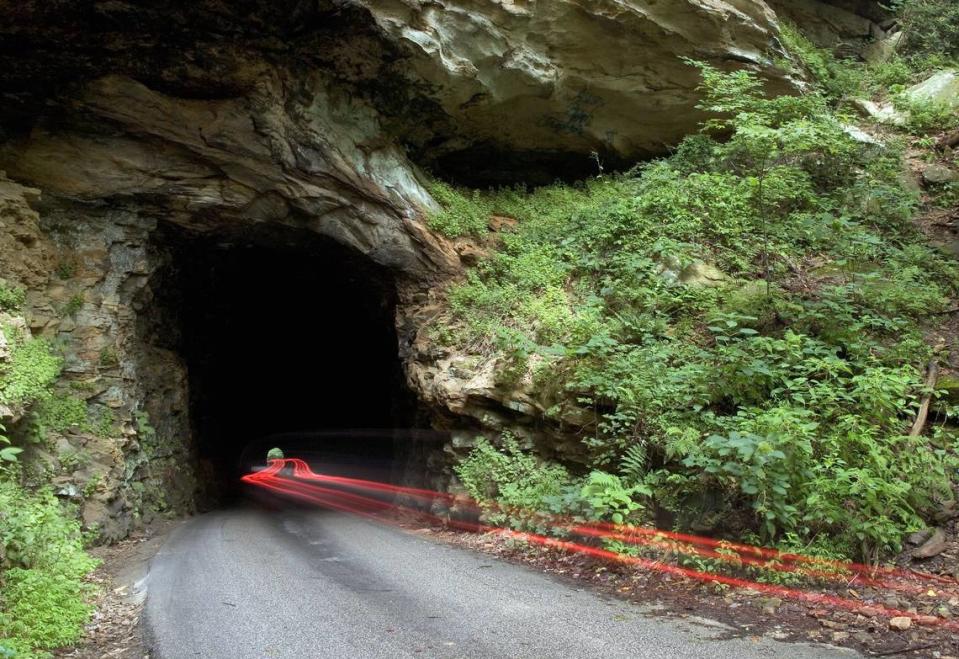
[{"xmin": 143, "ymin": 505, "xmax": 855, "ymax": 659}]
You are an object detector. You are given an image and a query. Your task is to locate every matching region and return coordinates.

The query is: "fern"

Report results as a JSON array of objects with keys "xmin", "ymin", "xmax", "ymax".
[{"xmin": 619, "ymin": 443, "xmax": 647, "ymax": 486}]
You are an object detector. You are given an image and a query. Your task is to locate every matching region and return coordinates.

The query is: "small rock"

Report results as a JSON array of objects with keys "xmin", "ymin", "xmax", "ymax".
[
  {"xmin": 935, "ymin": 499, "xmax": 958, "ymax": 523},
  {"xmin": 916, "ymin": 615, "xmax": 940, "ymax": 626},
  {"xmin": 889, "ymin": 616, "xmax": 912, "ymax": 631},
  {"xmin": 913, "ymin": 528, "xmax": 948, "ymax": 559},
  {"xmin": 907, "ymin": 528, "xmax": 934, "ymax": 546},
  {"xmin": 842, "ymin": 124, "xmax": 883, "ymax": 146},
  {"xmin": 853, "ymin": 98, "xmax": 906, "ymax": 126},
  {"xmin": 761, "ymin": 597, "xmax": 783, "ymax": 615},
  {"xmin": 830, "ymin": 631, "xmax": 850, "ymax": 642}
]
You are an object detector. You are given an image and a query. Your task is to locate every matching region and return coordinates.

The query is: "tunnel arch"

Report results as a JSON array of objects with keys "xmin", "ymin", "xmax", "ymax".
[{"xmin": 140, "ymin": 221, "xmax": 423, "ymax": 500}]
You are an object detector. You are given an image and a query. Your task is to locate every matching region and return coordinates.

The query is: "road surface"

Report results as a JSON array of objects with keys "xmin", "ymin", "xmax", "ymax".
[{"xmin": 143, "ymin": 506, "xmax": 855, "ymax": 658}]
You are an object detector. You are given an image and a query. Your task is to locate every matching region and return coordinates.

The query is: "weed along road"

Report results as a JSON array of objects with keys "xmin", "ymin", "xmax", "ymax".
[{"xmin": 142, "ymin": 506, "xmax": 854, "ymax": 659}]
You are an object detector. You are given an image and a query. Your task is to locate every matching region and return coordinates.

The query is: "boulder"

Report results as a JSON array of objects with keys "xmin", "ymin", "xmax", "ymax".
[
  {"xmin": 922, "ymin": 163, "xmax": 959, "ymax": 185},
  {"xmin": 905, "ymin": 70, "xmax": 959, "ymax": 111},
  {"xmin": 766, "ymin": 0, "xmax": 886, "ymax": 49},
  {"xmin": 853, "ymin": 70, "xmax": 959, "ymax": 127},
  {"xmin": 862, "ymin": 32, "xmax": 903, "ymax": 64},
  {"xmin": 938, "ymin": 374, "xmax": 959, "ymax": 404},
  {"xmin": 355, "ymin": 0, "xmax": 796, "ymax": 184},
  {"xmin": 680, "ymin": 261, "xmax": 728, "ymax": 287},
  {"xmin": 0, "ymin": 1, "xmax": 799, "ymax": 189}
]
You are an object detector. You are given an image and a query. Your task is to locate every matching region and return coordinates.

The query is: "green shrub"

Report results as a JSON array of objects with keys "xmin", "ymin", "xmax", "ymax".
[
  {"xmin": 0, "ymin": 286, "xmax": 25, "ymax": 313},
  {"xmin": 426, "ymin": 180, "xmax": 492, "ymax": 237},
  {"xmin": 895, "ymin": 95, "xmax": 959, "ymax": 134},
  {"xmin": 445, "ymin": 60, "xmax": 959, "ymax": 561},
  {"xmin": 0, "ymin": 330, "xmax": 62, "ymax": 409},
  {"xmin": 26, "ymin": 396, "xmax": 89, "ymax": 446},
  {"xmin": 893, "ymin": 0, "xmax": 959, "ymax": 59},
  {"xmin": 61, "ymin": 295, "xmax": 83, "ymax": 319},
  {"xmin": 455, "ymin": 435, "xmax": 573, "ymax": 530},
  {"xmin": 0, "ymin": 480, "xmax": 98, "ymax": 656}
]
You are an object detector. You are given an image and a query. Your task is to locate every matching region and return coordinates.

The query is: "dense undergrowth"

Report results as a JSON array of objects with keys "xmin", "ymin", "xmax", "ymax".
[
  {"xmin": 438, "ymin": 15, "xmax": 959, "ymax": 564},
  {"xmin": 0, "ymin": 290, "xmax": 97, "ymax": 658}
]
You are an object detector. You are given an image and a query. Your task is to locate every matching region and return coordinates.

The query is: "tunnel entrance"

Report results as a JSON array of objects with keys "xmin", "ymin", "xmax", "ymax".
[{"xmin": 152, "ymin": 223, "xmax": 416, "ymax": 500}]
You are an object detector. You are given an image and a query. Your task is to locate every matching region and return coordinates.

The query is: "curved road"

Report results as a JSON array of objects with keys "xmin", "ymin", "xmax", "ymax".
[{"xmin": 143, "ymin": 506, "xmax": 854, "ymax": 658}]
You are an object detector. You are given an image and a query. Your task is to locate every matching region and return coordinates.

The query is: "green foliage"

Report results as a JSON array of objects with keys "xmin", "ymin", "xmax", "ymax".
[
  {"xmin": 894, "ymin": 94, "xmax": 959, "ymax": 134},
  {"xmin": 54, "ymin": 260, "xmax": 77, "ymax": 281},
  {"xmin": 0, "ymin": 329, "xmax": 62, "ymax": 409},
  {"xmin": 0, "ymin": 480, "xmax": 98, "ymax": 656},
  {"xmin": 0, "ymin": 286, "xmax": 25, "ymax": 314},
  {"xmin": 426, "ymin": 180, "xmax": 492, "ymax": 237},
  {"xmin": 61, "ymin": 295, "xmax": 83, "ymax": 319},
  {"xmin": 0, "ymin": 314, "xmax": 97, "ymax": 656},
  {"xmin": 97, "ymin": 346, "xmax": 119, "ymax": 369},
  {"xmin": 892, "ymin": 0, "xmax": 959, "ymax": 59},
  {"xmin": 26, "ymin": 396, "xmax": 89, "ymax": 446},
  {"xmin": 91, "ymin": 407, "xmax": 114, "ymax": 439},
  {"xmin": 446, "ymin": 61, "xmax": 959, "ymax": 561},
  {"xmin": 0, "ymin": 433, "xmax": 21, "ymax": 466},
  {"xmin": 576, "ymin": 471, "xmax": 649, "ymax": 525},
  {"xmin": 454, "ymin": 435, "xmax": 573, "ymax": 530},
  {"xmin": 776, "ymin": 24, "xmax": 861, "ymax": 101}
]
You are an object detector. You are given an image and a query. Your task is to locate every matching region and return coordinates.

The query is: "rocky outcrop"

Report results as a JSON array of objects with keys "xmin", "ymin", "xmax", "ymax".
[
  {"xmin": 1, "ymin": 1, "xmax": 799, "ymax": 191},
  {"xmin": 766, "ymin": 0, "xmax": 889, "ymax": 49},
  {"xmin": 0, "ymin": 0, "xmax": 846, "ymax": 537},
  {"xmin": 355, "ymin": 0, "xmax": 795, "ymax": 184},
  {"xmin": 2, "ymin": 72, "xmax": 458, "ymax": 281}
]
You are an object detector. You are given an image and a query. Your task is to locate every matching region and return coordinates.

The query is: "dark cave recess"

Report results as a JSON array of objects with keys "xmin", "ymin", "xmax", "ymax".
[{"xmin": 148, "ymin": 223, "xmax": 420, "ymax": 496}]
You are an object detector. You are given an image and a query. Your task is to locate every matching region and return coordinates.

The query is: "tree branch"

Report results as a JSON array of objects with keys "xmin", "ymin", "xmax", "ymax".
[{"xmin": 908, "ymin": 361, "xmax": 939, "ymax": 437}]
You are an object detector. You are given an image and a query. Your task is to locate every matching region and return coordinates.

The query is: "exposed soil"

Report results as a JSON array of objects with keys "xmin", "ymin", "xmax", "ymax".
[
  {"xmin": 56, "ymin": 519, "xmax": 180, "ymax": 659},
  {"xmin": 418, "ymin": 526, "xmax": 959, "ymax": 658}
]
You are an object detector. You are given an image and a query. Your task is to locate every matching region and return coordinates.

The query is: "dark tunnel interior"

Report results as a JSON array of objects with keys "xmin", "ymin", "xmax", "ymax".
[{"xmin": 152, "ymin": 224, "xmax": 418, "ymax": 500}]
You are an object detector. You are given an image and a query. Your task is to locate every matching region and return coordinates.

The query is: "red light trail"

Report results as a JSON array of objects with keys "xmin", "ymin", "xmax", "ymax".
[{"xmin": 242, "ymin": 458, "xmax": 959, "ymax": 631}]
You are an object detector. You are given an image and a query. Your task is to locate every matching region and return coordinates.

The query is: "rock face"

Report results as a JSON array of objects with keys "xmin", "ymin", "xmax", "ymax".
[
  {"xmin": 0, "ymin": 0, "xmax": 831, "ymax": 536},
  {"xmin": 767, "ymin": 0, "xmax": 888, "ymax": 49},
  {"xmin": 3, "ymin": 71, "xmax": 457, "ymax": 281},
  {"xmin": 0, "ymin": 1, "xmax": 798, "ymax": 190},
  {"xmin": 0, "ymin": 178, "xmax": 196, "ymax": 540},
  {"xmin": 354, "ymin": 0, "xmax": 794, "ymax": 184}
]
